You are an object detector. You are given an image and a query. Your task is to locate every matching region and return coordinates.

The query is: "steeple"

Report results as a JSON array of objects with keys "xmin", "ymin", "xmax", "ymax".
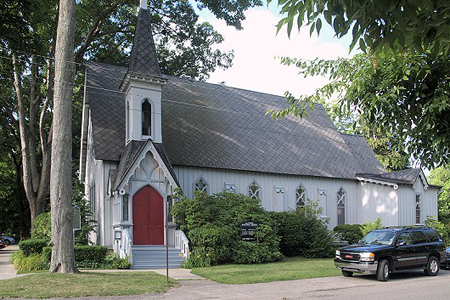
[
  {"xmin": 127, "ymin": 7, "xmax": 161, "ymax": 77},
  {"xmin": 122, "ymin": 2, "xmax": 166, "ymax": 145}
]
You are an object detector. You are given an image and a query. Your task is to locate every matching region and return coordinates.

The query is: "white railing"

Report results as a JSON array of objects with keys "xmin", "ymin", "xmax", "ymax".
[
  {"xmin": 174, "ymin": 230, "xmax": 190, "ymax": 259},
  {"xmin": 119, "ymin": 229, "xmax": 132, "ymax": 264}
]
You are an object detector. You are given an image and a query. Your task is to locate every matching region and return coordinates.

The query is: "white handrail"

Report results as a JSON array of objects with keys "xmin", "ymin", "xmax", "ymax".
[
  {"xmin": 174, "ymin": 229, "xmax": 190, "ymax": 259},
  {"xmin": 119, "ymin": 229, "xmax": 132, "ymax": 264}
]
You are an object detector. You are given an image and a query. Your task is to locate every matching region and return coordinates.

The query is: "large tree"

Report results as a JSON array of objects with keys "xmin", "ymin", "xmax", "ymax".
[
  {"xmin": 268, "ymin": 0, "xmax": 449, "ymax": 168},
  {"xmin": 269, "ymin": 0, "xmax": 449, "ymax": 55},
  {"xmin": 1, "ymin": 0, "xmax": 263, "ymax": 229},
  {"xmin": 269, "ymin": 51, "xmax": 449, "ymax": 168},
  {"xmin": 49, "ymin": 0, "xmax": 77, "ymax": 273}
]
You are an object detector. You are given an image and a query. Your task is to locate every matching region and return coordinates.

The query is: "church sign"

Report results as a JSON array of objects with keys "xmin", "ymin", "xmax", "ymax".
[{"xmin": 239, "ymin": 221, "xmax": 259, "ymax": 241}]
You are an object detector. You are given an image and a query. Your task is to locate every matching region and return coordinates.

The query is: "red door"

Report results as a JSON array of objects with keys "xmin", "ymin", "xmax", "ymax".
[{"xmin": 133, "ymin": 186, "xmax": 164, "ymax": 245}]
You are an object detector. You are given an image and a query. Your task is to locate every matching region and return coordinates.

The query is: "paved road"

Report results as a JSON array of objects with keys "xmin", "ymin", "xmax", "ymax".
[{"xmin": 27, "ymin": 269, "xmax": 450, "ymax": 300}]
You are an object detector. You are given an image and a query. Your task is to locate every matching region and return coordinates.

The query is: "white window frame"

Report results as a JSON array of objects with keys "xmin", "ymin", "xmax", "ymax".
[{"xmin": 141, "ymin": 98, "xmax": 153, "ymax": 138}]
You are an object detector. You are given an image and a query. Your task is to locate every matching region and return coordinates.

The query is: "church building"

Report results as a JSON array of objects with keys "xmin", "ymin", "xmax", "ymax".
[{"xmin": 79, "ymin": 3, "xmax": 439, "ymax": 268}]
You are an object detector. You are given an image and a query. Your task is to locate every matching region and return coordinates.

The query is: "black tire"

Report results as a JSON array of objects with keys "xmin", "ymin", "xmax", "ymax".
[
  {"xmin": 377, "ymin": 259, "xmax": 389, "ymax": 282},
  {"xmin": 424, "ymin": 256, "xmax": 440, "ymax": 276},
  {"xmin": 342, "ymin": 270, "xmax": 353, "ymax": 277}
]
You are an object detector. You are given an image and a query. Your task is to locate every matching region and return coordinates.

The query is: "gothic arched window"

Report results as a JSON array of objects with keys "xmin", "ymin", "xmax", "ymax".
[
  {"xmin": 142, "ymin": 100, "xmax": 151, "ymax": 136},
  {"xmin": 296, "ymin": 185, "xmax": 306, "ymax": 207},
  {"xmin": 337, "ymin": 188, "xmax": 346, "ymax": 225}
]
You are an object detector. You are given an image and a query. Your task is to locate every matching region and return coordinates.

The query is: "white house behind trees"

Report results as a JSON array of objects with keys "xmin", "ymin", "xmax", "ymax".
[{"xmin": 79, "ymin": 5, "xmax": 439, "ymax": 268}]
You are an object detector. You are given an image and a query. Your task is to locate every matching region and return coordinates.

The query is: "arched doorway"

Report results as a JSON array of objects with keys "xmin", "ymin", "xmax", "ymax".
[{"xmin": 132, "ymin": 185, "xmax": 164, "ymax": 245}]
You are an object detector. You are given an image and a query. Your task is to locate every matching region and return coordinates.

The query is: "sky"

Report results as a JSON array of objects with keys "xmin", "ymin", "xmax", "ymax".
[{"xmin": 195, "ymin": 2, "xmax": 355, "ymax": 97}]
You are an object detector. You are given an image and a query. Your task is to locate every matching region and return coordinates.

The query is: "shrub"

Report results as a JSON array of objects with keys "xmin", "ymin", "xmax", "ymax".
[
  {"xmin": 271, "ymin": 200, "xmax": 335, "ymax": 258},
  {"xmin": 333, "ymin": 224, "xmax": 363, "ymax": 244},
  {"xmin": 74, "ymin": 245, "xmax": 108, "ymax": 263},
  {"xmin": 232, "ymin": 224, "xmax": 283, "ymax": 263},
  {"xmin": 188, "ymin": 225, "xmax": 236, "ymax": 266},
  {"xmin": 424, "ymin": 216, "xmax": 450, "ymax": 243},
  {"xmin": 361, "ymin": 218, "xmax": 383, "ymax": 236},
  {"xmin": 19, "ymin": 239, "xmax": 49, "ymax": 256},
  {"xmin": 173, "ymin": 191, "xmax": 282, "ymax": 266},
  {"xmin": 10, "ymin": 250, "xmax": 48, "ymax": 271},
  {"xmin": 31, "ymin": 212, "xmax": 51, "ymax": 240},
  {"xmin": 42, "ymin": 246, "xmax": 129, "ymax": 269}
]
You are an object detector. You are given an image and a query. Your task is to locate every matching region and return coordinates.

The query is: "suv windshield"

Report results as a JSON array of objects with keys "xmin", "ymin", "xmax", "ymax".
[{"xmin": 361, "ymin": 231, "xmax": 396, "ymax": 245}]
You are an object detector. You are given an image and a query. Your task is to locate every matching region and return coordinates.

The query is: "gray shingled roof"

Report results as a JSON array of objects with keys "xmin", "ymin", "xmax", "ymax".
[
  {"xmin": 357, "ymin": 168, "xmax": 423, "ymax": 185},
  {"xmin": 127, "ymin": 8, "xmax": 161, "ymax": 77},
  {"xmin": 85, "ymin": 61, "xmax": 386, "ymax": 180}
]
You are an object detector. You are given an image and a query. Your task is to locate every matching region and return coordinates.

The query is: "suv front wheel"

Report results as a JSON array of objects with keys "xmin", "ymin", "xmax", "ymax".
[
  {"xmin": 377, "ymin": 259, "xmax": 390, "ymax": 281},
  {"xmin": 424, "ymin": 256, "xmax": 440, "ymax": 276}
]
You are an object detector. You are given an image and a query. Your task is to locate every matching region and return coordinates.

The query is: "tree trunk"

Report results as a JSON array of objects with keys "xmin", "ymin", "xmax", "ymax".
[{"xmin": 49, "ymin": 0, "xmax": 77, "ymax": 274}]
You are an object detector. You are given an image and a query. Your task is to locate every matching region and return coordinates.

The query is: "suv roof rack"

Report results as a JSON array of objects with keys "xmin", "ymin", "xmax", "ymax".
[{"xmin": 382, "ymin": 225, "xmax": 431, "ymax": 230}]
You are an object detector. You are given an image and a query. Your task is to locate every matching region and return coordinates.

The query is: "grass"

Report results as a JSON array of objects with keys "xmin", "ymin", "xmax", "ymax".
[
  {"xmin": 191, "ymin": 257, "xmax": 341, "ymax": 284},
  {"xmin": 0, "ymin": 271, "xmax": 176, "ymax": 299}
]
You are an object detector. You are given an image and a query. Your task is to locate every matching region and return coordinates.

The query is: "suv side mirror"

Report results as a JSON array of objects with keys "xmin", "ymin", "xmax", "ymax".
[{"xmin": 397, "ymin": 240, "xmax": 406, "ymax": 246}]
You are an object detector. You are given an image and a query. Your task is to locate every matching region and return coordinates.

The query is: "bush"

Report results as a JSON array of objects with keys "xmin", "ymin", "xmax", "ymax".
[
  {"xmin": 42, "ymin": 246, "xmax": 129, "ymax": 269},
  {"xmin": 361, "ymin": 218, "xmax": 383, "ymax": 236},
  {"xmin": 188, "ymin": 225, "xmax": 236, "ymax": 266},
  {"xmin": 270, "ymin": 200, "xmax": 335, "ymax": 258},
  {"xmin": 424, "ymin": 216, "xmax": 450, "ymax": 243},
  {"xmin": 333, "ymin": 224, "xmax": 363, "ymax": 244},
  {"xmin": 74, "ymin": 245, "xmax": 108, "ymax": 263},
  {"xmin": 173, "ymin": 191, "xmax": 283, "ymax": 266},
  {"xmin": 19, "ymin": 239, "xmax": 49, "ymax": 256},
  {"xmin": 31, "ymin": 212, "xmax": 51, "ymax": 240},
  {"xmin": 10, "ymin": 250, "xmax": 48, "ymax": 271}
]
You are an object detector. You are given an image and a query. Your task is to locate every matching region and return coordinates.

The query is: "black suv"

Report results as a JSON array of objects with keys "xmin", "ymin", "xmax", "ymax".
[{"xmin": 334, "ymin": 226, "xmax": 446, "ymax": 281}]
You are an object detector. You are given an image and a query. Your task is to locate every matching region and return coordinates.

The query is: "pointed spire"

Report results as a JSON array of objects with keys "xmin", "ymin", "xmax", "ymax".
[{"xmin": 127, "ymin": 8, "xmax": 161, "ymax": 77}]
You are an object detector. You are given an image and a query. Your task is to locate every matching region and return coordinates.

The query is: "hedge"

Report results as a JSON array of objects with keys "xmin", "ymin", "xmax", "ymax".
[
  {"xmin": 42, "ymin": 245, "xmax": 108, "ymax": 263},
  {"xmin": 18, "ymin": 239, "xmax": 49, "ymax": 256}
]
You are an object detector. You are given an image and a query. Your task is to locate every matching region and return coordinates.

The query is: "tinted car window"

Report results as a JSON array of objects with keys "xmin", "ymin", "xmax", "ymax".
[
  {"xmin": 411, "ymin": 231, "xmax": 428, "ymax": 244},
  {"xmin": 424, "ymin": 230, "xmax": 442, "ymax": 242},
  {"xmin": 397, "ymin": 232, "xmax": 412, "ymax": 245}
]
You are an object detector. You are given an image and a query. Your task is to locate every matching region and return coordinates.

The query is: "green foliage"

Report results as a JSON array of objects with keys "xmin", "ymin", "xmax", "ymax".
[
  {"xmin": 424, "ymin": 216, "xmax": 450, "ymax": 244},
  {"xmin": 333, "ymin": 224, "xmax": 363, "ymax": 245},
  {"xmin": 10, "ymin": 250, "xmax": 48, "ymax": 271},
  {"xmin": 18, "ymin": 239, "xmax": 49, "ymax": 256},
  {"xmin": 42, "ymin": 246, "xmax": 130, "ymax": 269},
  {"xmin": 361, "ymin": 218, "xmax": 383, "ymax": 237},
  {"xmin": 31, "ymin": 212, "xmax": 51, "ymax": 240},
  {"xmin": 232, "ymin": 224, "xmax": 283, "ymax": 263},
  {"xmin": 269, "ymin": 0, "xmax": 449, "ymax": 55},
  {"xmin": 270, "ymin": 51, "xmax": 449, "ymax": 168},
  {"xmin": 188, "ymin": 225, "xmax": 235, "ymax": 266},
  {"xmin": 428, "ymin": 166, "xmax": 450, "ymax": 224},
  {"xmin": 74, "ymin": 245, "xmax": 108, "ymax": 263},
  {"xmin": 270, "ymin": 200, "xmax": 335, "ymax": 258},
  {"xmin": 173, "ymin": 191, "xmax": 283, "ymax": 266}
]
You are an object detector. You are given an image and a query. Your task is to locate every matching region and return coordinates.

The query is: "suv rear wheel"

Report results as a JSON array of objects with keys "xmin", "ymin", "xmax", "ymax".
[
  {"xmin": 377, "ymin": 259, "xmax": 389, "ymax": 282},
  {"xmin": 424, "ymin": 256, "xmax": 440, "ymax": 276}
]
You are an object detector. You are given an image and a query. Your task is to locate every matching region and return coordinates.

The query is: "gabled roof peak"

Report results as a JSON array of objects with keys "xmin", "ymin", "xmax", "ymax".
[{"xmin": 127, "ymin": 8, "xmax": 161, "ymax": 77}]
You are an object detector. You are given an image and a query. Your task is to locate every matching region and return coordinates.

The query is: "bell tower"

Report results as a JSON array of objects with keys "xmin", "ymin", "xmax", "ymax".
[{"xmin": 121, "ymin": 3, "xmax": 166, "ymax": 144}]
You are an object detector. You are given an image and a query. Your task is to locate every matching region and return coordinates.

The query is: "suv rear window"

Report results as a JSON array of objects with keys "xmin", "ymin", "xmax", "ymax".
[
  {"xmin": 411, "ymin": 231, "xmax": 428, "ymax": 244},
  {"xmin": 424, "ymin": 230, "xmax": 443, "ymax": 242}
]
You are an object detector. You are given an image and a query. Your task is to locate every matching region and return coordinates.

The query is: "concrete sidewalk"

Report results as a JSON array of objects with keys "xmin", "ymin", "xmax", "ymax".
[
  {"xmin": 0, "ymin": 244, "xmax": 18, "ymax": 280},
  {"xmin": 82, "ymin": 268, "xmax": 205, "ymax": 280}
]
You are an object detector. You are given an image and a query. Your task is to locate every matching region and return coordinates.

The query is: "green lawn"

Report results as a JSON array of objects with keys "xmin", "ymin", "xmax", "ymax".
[
  {"xmin": 0, "ymin": 272, "xmax": 176, "ymax": 299},
  {"xmin": 191, "ymin": 257, "xmax": 341, "ymax": 284}
]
